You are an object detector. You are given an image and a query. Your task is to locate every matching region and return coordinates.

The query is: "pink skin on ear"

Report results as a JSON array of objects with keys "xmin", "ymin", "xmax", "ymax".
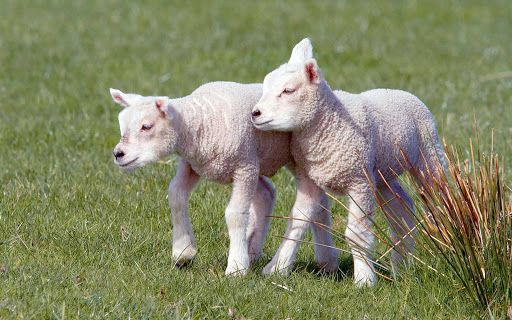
[
  {"xmin": 110, "ymin": 89, "xmax": 131, "ymax": 108},
  {"xmin": 305, "ymin": 61, "xmax": 319, "ymax": 84},
  {"xmin": 155, "ymin": 98, "xmax": 168, "ymax": 118}
]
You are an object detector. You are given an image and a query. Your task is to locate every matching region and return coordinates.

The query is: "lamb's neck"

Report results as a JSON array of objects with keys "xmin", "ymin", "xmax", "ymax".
[
  {"xmin": 298, "ymin": 83, "xmax": 348, "ymax": 143},
  {"xmin": 169, "ymin": 97, "xmax": 206, "ymax": 163}
]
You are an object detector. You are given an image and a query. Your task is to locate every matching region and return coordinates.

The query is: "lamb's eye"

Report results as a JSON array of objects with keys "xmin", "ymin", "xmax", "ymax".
[
  {"xmin": 141, "ymin": 124, "xmax": 153, "ymax": 131},
  {"xmin": 282, "ymin": 88, "xmax": 295, "ymax": 94}
]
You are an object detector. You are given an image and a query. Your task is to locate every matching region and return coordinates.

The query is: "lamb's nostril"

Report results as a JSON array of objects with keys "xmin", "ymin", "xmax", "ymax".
[
  {"xmin": 114, "ymin": 150, "xmax": 125, "ymax": 159},
  {"xmin": 252, "ymin": 109, "xmax": 261, "ymax": 118}
]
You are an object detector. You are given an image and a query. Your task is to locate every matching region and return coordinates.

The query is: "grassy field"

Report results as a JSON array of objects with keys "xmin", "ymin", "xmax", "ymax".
[{"xmin": 1, "ymin": 0, "xmax": 511, "ymax": 318}]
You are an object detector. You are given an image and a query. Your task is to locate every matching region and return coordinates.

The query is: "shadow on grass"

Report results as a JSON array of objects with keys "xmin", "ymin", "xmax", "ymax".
[
  {"xmin": 177, "ymin": 250, "xmax": 365, "ymax": 283},
  {"xmin": 297, "ymin": 258, "xmax": 353, "ymax": 282},
  {"xmin": 249, "ymin": 255, "xmax": 354, "ymax": 282}
]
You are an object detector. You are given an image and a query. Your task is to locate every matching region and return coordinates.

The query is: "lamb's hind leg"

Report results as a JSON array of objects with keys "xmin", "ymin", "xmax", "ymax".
[
  {"xmin": 170, "ymin": 158, "xmax": 200, "ymax": 266},
  {"xmin": 345, "ymin": 184, "xmax": 377, "ymax": 286},
  {"xmin": 246, "ymin": 176, "xmax": 275, "ymax": 263},
  {"xmin": 377, "ymin": 180, "xmax": 415, "ymax": 271},
  {"xmin": 263, "ymin": 174, "xmax": 324, "ymax": 275}
]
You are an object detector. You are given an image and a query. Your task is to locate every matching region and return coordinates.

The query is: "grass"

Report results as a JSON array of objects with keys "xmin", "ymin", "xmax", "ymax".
[{"xmin": 1, "ymin": 0, "xmax": 511, "ymax": 318}]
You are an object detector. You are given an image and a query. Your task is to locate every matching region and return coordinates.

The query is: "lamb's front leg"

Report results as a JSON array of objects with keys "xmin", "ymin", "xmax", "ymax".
[
  {"xmin": 170, "ymin": 158, "xmax": 200, "ymax": 266},
  {"xmin": 263, "ymin": 175, "xmax": 324, "ymax": 275},
  {"xmin": 286, "ymin": 164, "xmax": 338, "ymax": 273},
  {"xmin": 345, "ymin": 184, "xmax": 377, "ymax": 286},
  {"xmin": 225, "ymin": 171, "xmax": 258, "ymax": 276},
  {"xmin": 310, "ymin": 192, "xmax": 338, "ymax": 274}
]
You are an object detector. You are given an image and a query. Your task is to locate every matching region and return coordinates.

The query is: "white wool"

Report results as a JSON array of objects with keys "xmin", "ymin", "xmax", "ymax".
[
  {"xmin": 110, "ymin": 82, "xmax": 338, "ymax": 276},
  {"xmin": 252, "ymin": 39, "xmax": 445, "ymax": 285}
]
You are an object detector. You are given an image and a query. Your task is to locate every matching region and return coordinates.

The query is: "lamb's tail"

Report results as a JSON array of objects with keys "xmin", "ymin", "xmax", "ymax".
[{"xmin": 413, "ymin": 117, "xmax": 447, "ymax": 188}]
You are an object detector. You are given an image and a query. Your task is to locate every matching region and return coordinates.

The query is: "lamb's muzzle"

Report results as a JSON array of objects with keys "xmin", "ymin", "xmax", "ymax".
[{"xmin": 250, "ymin": 102, "xmax": 277, "ymax": 130}]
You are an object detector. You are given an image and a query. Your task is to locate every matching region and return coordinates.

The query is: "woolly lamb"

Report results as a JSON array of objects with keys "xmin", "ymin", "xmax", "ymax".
[
  {"xmin": 251, "ymin": 39, "xmax": 445, "ymax": 285},
  {"xmin": 110, "ymin": 81, "xmax": 337, "ymax": 276}
]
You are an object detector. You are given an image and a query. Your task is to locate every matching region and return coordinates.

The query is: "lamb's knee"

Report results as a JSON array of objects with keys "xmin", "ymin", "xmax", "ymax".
[
  {"xmin": 259, "ymin": 177, "xmax": 276, "ymax": 203},
  {"xmin": 318, "ymin": 192, "xmax": 330, "ymax": 212},
  {"xmin": 225, "ymin": 207, "xmax": 249, "ymax": 230},
  {"xmin": 168, "ymin": 181, "xmax": 182, "ymax": 199},
  {"xmin": 168, "ymin": 183, "xmax": 189, "ymax": 210},
  {"xmin": 345, "ymin": 222, "xmax": 374, "ymax": 248}
]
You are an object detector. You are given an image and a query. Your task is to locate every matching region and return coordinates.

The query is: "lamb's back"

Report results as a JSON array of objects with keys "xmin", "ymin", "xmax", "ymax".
[
  {"xmin": 185, "ymin": 82, "xmax": 291, "ymax": 179},
  {"xmin": 359, "ymin": 89, "xmax": 435, "ymax": 181},
  {"xmin": 191, "ymin": 81, "xmax": 261, "ymax": 123}
]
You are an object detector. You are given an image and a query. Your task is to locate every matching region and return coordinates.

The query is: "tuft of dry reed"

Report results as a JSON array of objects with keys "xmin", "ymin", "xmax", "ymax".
[{"xmin": 383, "ymin": 134, "xmax": 512, "ymax": 313}]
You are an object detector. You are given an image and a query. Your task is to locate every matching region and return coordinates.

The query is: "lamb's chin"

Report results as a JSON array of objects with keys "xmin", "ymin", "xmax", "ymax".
[
  {"xmin": 253, "ymin": 119, "xmax": 284, "ymax": 131},
  {"xmin": 253, "ymin": 123, "xmax": 272, "ymax": 131},
  {"xmin": 116, "ymin": 158, "xmax": 142, "ymax": 171},
  {"xmin": 255, "ymin": 121, "xmax": 296, "ymax": 132}
]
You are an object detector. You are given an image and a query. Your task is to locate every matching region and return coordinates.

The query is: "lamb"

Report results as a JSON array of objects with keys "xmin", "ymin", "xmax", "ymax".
[
  {"xmin": 251, "ymin": 39, "xmax": 445, "ymax": 285},
  {"xmin": 109, "ymin": 81, "xmax": 338, "ymax": 275}
]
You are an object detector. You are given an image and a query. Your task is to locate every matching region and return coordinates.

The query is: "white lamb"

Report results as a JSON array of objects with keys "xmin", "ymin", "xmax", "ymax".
[
  {"xmin": 251, "ymin": 39, "xmax": 445, "ymax": 285},
  {"xmin": 109, "ymin": 81, "xmax": 338, "ymax": 275}
]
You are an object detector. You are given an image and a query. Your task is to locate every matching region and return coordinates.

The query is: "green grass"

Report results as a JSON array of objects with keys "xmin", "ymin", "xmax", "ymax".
[{"xmin": 1, "ymin": 0, "xmax": 511, "ymax": 318}]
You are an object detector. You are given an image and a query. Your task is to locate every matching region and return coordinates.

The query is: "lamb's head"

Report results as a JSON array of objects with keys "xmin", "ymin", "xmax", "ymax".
[
  {"xmin": 252, "ymin": 38, "xmax": 324, "ymax": 131},
  {"xmin": 110, "ymin": 88, "xmax": 178, "ymax": 170}
]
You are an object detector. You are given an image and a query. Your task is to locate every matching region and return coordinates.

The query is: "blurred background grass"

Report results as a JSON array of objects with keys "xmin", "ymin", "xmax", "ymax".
[{"xmin": 0, "ymin": 0, "xmax": 511, "ymax": 318}]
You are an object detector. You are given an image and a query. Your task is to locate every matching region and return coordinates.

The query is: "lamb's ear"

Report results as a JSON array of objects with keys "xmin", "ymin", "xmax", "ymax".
[
  {"xmin": 155, "ymin": 96, "xmax": 171, "ymax": 118},
  {"xmin": 304, "ymin": 59, "xmax": 322, "ymax": 84},
  {"xmin": 288, "ymin": 38, "xmax": 314, "ymax": 64},
  {"xmin": 110, "ymin": 88, "xmax": 138, "ymax": 108}
]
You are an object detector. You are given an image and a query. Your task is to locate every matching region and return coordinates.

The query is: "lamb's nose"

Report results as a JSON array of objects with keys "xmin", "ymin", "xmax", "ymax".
[
  {"xmin": 252, "ymin": 109, "xmax": 261, "ymax": 118},
  {"xmin": 113, "ymin": 150, "xmax": 125, "ymax": 159}
]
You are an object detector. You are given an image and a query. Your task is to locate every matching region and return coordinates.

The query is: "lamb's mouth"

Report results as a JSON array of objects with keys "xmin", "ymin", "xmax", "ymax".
[
  {"xmin": 117, "ymin": 158, "xmax": 139, "ymax": 168},
  {"xmin": 253, "ymin": 120, "xmax": 273, "ymax": 127}
]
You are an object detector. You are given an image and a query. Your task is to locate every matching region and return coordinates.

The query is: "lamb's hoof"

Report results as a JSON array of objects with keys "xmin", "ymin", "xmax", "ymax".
[
  {"xmin": 248, "ymin": 251, "xmax": 262, "ymax": 264},
  {"xmin": 225, "ymin": 264, "xmax": 249, "ymax": 277},
  {"xmin": 174, "ymin": 258, "xmax": 193, "ymax": 268},
  {"xmin": 317, "ymin": 259, "xmax": 338, "ymax": 274},
  {"xmin": 173, "ymin": 246, "xmax": 197, "ymax": 268},
  {"xmin": 354, "ymin": 271, "xmax": 376, "ymax": 287},
  {"xmin": 262, "ymin": 261, "xmax": 292, "ymax": 276}
]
